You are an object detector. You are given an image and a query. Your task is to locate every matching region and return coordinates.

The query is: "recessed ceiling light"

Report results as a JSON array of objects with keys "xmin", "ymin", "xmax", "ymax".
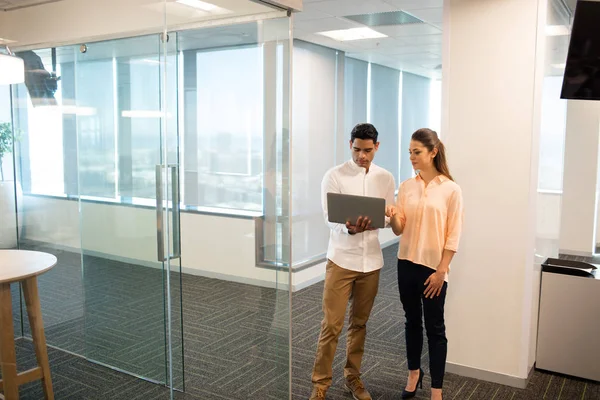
[
  {"xmin": 176, "ymin": 0, "xmax": 218, "ymax": 12},
  {"xmin": 317, "ymin": 27, "xmax": 387, "ymax": 42},
  {"xmin": 545, "ymin": 25, "xmax": 570, "ymax": 36}
]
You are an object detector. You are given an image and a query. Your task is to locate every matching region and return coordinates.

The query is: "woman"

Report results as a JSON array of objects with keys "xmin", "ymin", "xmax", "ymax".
[{"xmin": 387, "ymin": 128, "xmax": 463, "ymax": 400}]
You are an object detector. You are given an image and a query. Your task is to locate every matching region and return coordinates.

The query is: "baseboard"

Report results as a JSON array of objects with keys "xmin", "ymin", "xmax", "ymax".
[
  {"xmin": 445, "ymin": 362, "xmax": 534, "ymax": 389},
  {"xmin": 21, "ymin": 239, "xmax": 164, "ymax": 269},
  {"xmin": 558, "ymin": 249, "xmax": 593, "ymax": 257},
  {"xmin": 292, "ymin": 272, "xmax": 325, "ymax": 292},
  {"xmin": 181, "ymin": 267, "xmax": 289, "ymax": 290}
]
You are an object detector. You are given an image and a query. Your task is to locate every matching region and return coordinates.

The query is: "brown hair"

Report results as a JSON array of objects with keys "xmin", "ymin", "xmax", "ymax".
[{"xmin": 411, "ymin": 128, "xmax": 454, "ymax": 181}]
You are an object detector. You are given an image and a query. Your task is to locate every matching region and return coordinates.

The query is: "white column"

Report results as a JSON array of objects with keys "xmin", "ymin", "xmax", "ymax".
[
  {"xmin": 559, "ymin": 101, "xmax": 600, "ymax": 256},
  {"xmin": 442, "ymin": 0, "xmax": 548, "ymax": 388}
]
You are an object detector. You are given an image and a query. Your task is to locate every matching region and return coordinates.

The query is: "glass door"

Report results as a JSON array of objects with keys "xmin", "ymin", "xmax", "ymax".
[
  {"xmin": 164, "ymin": 14, "xmax": 293, "ymax": 399},
  {"xmin": 74, "ymin": 33, "xmax": 184, "ymax": 389}
]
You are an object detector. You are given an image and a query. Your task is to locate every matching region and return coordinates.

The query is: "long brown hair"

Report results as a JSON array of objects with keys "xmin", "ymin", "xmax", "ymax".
[{"xmin": 412, "ymin": 128, "xmax": 454, "ymax": 181}]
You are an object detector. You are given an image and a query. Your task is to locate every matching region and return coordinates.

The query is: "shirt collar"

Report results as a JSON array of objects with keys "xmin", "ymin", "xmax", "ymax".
[
  {"xmin": 347, "ymin": 159, "xmax": 374, "ymax": 173},
  {"xmin": 416, "ymin": 173, "xmax": 448, "ymax": 184}
]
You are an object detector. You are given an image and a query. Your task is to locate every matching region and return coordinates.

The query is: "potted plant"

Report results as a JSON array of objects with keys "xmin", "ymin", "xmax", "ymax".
[{"xmin": 0, "ymin": 122, "xmax": 22, "ymax": 249}]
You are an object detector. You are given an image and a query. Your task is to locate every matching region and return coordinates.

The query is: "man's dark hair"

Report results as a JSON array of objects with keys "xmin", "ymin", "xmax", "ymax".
[{"xmin": 351, "ymin": 123, "xmax": 378, "ymax": 144}]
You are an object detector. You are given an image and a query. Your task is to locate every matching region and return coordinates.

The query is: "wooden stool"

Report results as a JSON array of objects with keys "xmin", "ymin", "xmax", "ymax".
[{"xmin": 0, "ymin": 250, "xmax": 57, "ymax": 400}]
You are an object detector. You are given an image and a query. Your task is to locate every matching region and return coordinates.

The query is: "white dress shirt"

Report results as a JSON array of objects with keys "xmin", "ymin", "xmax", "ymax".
[{"xmin": 321, "ymin": 160, "xmax": 396, "ymax": 273}]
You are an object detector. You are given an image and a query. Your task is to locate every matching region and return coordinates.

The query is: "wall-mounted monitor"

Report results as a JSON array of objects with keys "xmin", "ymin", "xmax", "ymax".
[{"xmin": 561, "ymin": 0, "xmax": 600, "ymax": 100}]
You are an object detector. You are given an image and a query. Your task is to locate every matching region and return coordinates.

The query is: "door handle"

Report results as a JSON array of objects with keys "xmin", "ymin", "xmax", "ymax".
[
  {"xmin": 156, "ymin": 165, "xmax": 165, "ymax": 262},
  {"xmin": 156, "ymin": 164, "xmax": 181, "ymax": 262},
  {"xmin": 170, "ymin": 164, "xmax": 181, "ymax": 259}
]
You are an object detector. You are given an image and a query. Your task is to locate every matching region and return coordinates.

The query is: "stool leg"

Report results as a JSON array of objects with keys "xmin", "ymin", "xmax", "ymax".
[
  {"xmin": 22, "ymin": 277, "xmax": 53, "ymax": 400},
  {"xmin": 0, "ymin": 282, "xmax": 19, "ymax": 400}
]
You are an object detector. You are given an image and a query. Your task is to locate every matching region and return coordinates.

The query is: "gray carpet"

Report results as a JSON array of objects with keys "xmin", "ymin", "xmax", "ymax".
[{"xmin": 2, "ymin": 244, "xmax": 599, "ymax": 399}]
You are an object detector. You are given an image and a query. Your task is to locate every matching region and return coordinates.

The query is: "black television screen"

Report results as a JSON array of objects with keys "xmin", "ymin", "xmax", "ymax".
[{"xmin": 561, "ymin": 0, "xmax": 600, "ymax": 100}]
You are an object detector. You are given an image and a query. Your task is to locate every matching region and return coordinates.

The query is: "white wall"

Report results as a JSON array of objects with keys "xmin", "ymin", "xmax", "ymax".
[
  {"xmin": 537, "ymin": 192, "xmax": 561, "ymax": 240},
  {"xmin": 443, "ymin": 0, "xmax": 547, "ymax": 385},
  {"xmin": 559, "ymin": 100, "xmax": 600, "ymax": 256}
]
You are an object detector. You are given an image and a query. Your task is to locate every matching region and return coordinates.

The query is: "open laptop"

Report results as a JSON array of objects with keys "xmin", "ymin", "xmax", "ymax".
[{"xmin": 327, "ymin": 192, "xmax": 386, "ymax": 230}]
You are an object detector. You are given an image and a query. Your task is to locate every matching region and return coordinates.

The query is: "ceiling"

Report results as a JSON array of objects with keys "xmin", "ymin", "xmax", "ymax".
[
  {"xmin": 0, "ymin": 0, "xmax": 579, "ymax": 79},
  {"xmin": 0, "ymin": 0, "xmax": 60, "ymax": 10},
  {"xmin": 294, "ymin": 0, "xmax": 443, "ymax": 78},
  {"xmin": 0, "ymin": 0, "xmax": 443, "ymax": 78}
]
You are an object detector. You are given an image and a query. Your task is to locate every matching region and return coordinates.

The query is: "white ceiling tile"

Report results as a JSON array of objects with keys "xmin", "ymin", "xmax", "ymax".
[
  {"xmin": 383, "ymin": 0, "xmax": 443, "ymax": 11},
  {"xmin": 294, "ymin": 8, "xmax": 333, "ymax": 21},
  {"xmin": 295, "ymin": 33, "xmax": 358, "ymax": 53},
  {"xmin": 376, "ymin": 23, "xmax": 440, "ymax": 37},
  {"xmin": 346, "ymin": 53, "xmax": 370, "ymax": 63},
  {"xmin": 373, "ymin": 44, "xmax": 441, "ymax": 55},
  {"xmin": 293, "ymin": 28, "xmax": 310, "ymax": 38},
  {"xmin": 294, "ymin": 17, "xmax": 361, "ymax": 33},
  {"xmin": 405, "ymin": 7, "xmax": 443, "ymax": 24},
  {"xmin": 393, "ymin": 52, "xmax": 440, "ymax": 63},
  {"xmin": 347, "ymin": 52, "xmax": 397, "ymax": 66},
  {"xmin": 347, "ymin": 36, "xmax": 406, "ymax": 50},
  {"xmin": 403, "ymin": 34, "xmax": 442, "ymax": 45},
  {"xmin": 420, "ymin": 62, "xmax": 442, "ymax": 70},
  {"xmin": 309, "ymin": 0, "xmax": 398, "ymax": 17}
]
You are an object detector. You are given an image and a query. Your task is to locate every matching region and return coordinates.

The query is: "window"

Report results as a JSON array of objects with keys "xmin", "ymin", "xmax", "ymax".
[
  {"xmin": 370, "ymin": 64, "xmax": 401, "ymax": 183},
  {"xmin": 182, "ymin": 45, "xmax": 264, "ymax": 212},
  {"xmin": 22, "ymin": 55, "xmax": 66, "ymax": 196},
  {"xmin": 538, "ymin": 76, "xmax": 567, "ymax": 192},
  {"xmin": 400, "ymin": 72, "xmax": 431, "ymax": 182},
  {"xmin": 76, "ymin": 59, "xmax": 116, "ymax": 198},
  {"xmin": 12, "ymin": 37, "xmax": 441, "ymax": 218}
]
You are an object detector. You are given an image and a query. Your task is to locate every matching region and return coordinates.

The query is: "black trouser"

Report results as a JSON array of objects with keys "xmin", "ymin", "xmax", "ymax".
[{"xmin": 397, "ymin": 259, "xmax": 448, "ymax": 389}]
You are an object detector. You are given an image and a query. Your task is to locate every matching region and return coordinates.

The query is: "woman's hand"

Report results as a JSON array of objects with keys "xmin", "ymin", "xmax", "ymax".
[
  {"xmin": 386, "ymin": 205, "xmax": 398, "ymax": 218},
  {"xmin": 423, "ymin": 270, "xmax": 445, "ymax": 298}
]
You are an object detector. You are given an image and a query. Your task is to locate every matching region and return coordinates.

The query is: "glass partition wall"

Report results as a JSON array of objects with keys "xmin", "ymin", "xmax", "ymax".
[{"xmin": 2, "ymin": 1, "xmax": 292, "ymax": 398}]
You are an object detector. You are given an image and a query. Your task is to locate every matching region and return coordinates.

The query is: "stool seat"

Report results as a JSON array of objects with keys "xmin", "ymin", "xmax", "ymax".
[{"xmin": 0, "ymin": 250, "xmax": 57, "ymax": 400}]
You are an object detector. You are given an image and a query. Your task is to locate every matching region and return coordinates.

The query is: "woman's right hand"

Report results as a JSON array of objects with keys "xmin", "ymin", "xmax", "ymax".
[{"xmin": 386, "ymin": 205, "xmax": 398, "ymax": 218}]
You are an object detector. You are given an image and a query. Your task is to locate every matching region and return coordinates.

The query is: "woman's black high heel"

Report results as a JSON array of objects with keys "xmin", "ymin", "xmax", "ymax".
[{"xmin": 401, "ymin": 368, "xmax": 424, "ymax": 399}]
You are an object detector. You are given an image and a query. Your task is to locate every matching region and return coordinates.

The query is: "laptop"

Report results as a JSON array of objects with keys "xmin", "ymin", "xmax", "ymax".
[{"xmin": 327, "ymin": 192, "xmax": 386, "ymax": 230}]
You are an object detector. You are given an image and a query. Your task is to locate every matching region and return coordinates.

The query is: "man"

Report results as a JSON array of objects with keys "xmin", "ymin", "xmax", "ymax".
[{"xmin": 310, "ymin": 123, "xmax": 396, "ymax": 400}]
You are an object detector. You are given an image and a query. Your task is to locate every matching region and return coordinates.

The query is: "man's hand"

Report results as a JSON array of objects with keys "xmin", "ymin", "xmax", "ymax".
[{"xmin": 346, "ymin": 216, "xmax": 375, "ymax": 234}]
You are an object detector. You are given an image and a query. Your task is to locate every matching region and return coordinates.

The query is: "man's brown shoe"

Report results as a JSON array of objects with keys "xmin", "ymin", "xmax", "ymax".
[
  {"xmin": 344, "ymin": 376, "xmax": 372, "ymax": 400},
  {"xmin": 309, "ymin": 387, "xmax": 327, "ymax": 400}
]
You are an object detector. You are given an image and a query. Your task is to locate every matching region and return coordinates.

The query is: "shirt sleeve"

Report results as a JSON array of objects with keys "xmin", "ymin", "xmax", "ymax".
[
  {"xmin": 395, "ymin": 181, "xmax": 407, "ymax": 233},
  {"xmin": 384, "ymin": 174, "xmax": 397, "ymax": 227},
  {"xmin": 321, "ymin": 169, "xmax": 350, "ymax": 234},
  {"xmin": 444, "ymin": 187, "xmax": 464, "ymax": 252}
]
